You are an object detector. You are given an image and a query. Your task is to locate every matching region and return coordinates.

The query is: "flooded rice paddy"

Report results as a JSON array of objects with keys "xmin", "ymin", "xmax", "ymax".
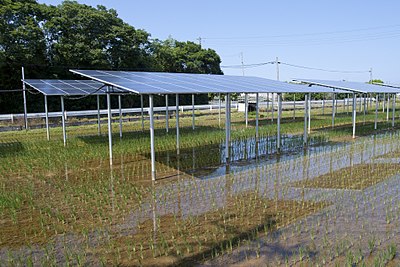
[{"xmin": 0, "ymin": 128, "xmax": 400, "ymax": 266}]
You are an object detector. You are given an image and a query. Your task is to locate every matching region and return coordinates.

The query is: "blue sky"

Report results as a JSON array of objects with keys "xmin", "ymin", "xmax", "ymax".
[{"xmin": 39, "ymin": 0, "xmax": 400, "ymax": 83}]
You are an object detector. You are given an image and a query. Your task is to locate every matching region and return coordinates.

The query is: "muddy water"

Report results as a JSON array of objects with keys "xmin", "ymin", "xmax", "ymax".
[
  {"xmin": 1, "ymin": 131, "xmax": 400, "ymax": 266},
  {"xmin": 154, "ymin": 134, "xmax": 330, "ymax": 179}
]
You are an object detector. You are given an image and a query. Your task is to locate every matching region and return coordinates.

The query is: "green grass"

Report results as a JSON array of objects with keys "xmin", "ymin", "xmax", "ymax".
[{"xmin": 0, "ymin": 104, "xmax": 399, "ymax": 265}]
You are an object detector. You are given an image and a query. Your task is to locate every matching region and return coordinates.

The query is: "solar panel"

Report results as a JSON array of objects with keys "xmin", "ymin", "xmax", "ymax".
[
  {"xmin": 70, "ymin": 70, "xmax": 347, "ymax": 95},
  {"xmin": 23, "ymin": 79, "xmax": 128, "ymax": 96},
  {"xmin": 295, "ymin": 79, "xmax": 400, "ymax": 94},
  {"xmin": 372, "ymin": 83, "xmax": 400, "ymax": 90}
]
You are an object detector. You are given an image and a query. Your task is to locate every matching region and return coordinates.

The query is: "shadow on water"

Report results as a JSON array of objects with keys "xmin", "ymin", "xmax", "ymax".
[
  {"xmin": 174, "ymin": 215, "xmax": 277, "ymax": 266},
  {"xmin": 77, "ymin": 125, "xmax": 222, "ymax": 145},
  {"xmin": 152, "ymin": 134, "xmax": 340, "ymax": 179},
  {"xmin": 314, "ymin": 119, "xmax": 400, "ymax": 137},
  {"xmin": 0, "ymin": 141, "xmax": 24, "ymax": 157}
]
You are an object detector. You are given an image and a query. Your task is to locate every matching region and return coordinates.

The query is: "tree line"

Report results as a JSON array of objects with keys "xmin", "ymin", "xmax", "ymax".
[{"xmin": 0, "ymin": 0, "xmax": 223, "ymax": 114}]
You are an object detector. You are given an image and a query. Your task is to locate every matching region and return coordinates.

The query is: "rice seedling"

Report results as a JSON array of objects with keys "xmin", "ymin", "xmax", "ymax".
[{"xmin": 1, "ymin": 106, "xmax": 400, "ymax": 265}]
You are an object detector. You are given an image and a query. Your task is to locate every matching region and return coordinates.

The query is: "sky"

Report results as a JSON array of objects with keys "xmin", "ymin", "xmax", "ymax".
[{"xmin": 39, "ymin": 0, "xmax": 400, "ymax": 84}]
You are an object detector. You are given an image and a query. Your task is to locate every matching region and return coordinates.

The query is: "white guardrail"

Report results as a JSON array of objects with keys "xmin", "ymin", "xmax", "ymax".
[
  {"xmin": 0, "ymin": 103, "xmax": 239, "ymax": 122},
  {"xmin": 0, "ymin": 98, "xmax": 372, "ymax": 122}
]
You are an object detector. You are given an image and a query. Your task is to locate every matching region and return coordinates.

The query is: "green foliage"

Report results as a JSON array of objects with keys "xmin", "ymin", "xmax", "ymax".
[
  {"xmin": 151, "ymin": 37, "xmax": 222, "ymax": 74},
  {"xmin": 284, "ymin": 92, "xmax": 351, "ymax": 101},
  {"xmin": 0, "ymin": 0, "xmax": 222, "ymax": 113},
  {"xmin": 369, "ymin": 79, "xmax": 384, "ymax": 84}
]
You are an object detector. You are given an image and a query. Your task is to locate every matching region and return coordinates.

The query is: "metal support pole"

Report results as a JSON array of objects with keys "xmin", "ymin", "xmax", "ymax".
[
  {"xmin": 392, "ymin": 94, "xmax": 396, "ymax": 127},
  {"xmin": 245, "ymin": 93, "xmax": 248, "ymax": 127},
  {"xmin": 218, "ymin": 93, "xmax": 221, "ymax": 128},
  {"xmin": 107, "ymin": 88, "xmax": 113, "ymax": 165},
  {"xmin": 149, "ymin": 94, "xmax": 156, "ymax": 181},
  {"xmin": 387, "ymin": 94, "xmax": 390, "ymax": 121},
  {"xmin": 97, "ymin": 95, "xmax": 101, "ymax": 135},
  {"xmin": 277, "ymin": 93, "xmax": 282, "ymax": 152},
  {"xmin": 44, "ymin": 95, "xmax": 49, "ymax": 141},
  {"xmin": 255, "ymin": 93, "xmax": 259, "ymax": 141},
  {"xmin": 359, "ymin": 94, "xmax": 362, "ymax": 112},
  {"xmin": 192, "ymin": 94, "xmax": 195, "ymax": 130},
  {"xmin": 61, "ymin": 96, "xmax": 66, "ymax": 147},
  {"xmin": 165, "ymin": 95, "xmax": 169, "ymax": 133},
  {"xmin": 352, "ymin": 93, "xmax": 357, "ymax": 139},
  {"xmin": 271, "ymin": 93, "xmax": 274, "ymax": 122},
  {"xmin": 118, "ymin": 95, "xmax": 122, "ymax": 139},
  {"xmin": 293, "ymin": 94, "xmax": 296, "ymax": 120},
  {"xmin": 22, "ymin": 67, "xmax": 28, "ymax": 130},
  {"xmin": 303, "ymin": 93, "xmax": 308, "ymax": 146},
  {"xmin": 332, "ymin": 93, "xmax": 335, "ymax": 128},
  {"xmin": 176, "ymin": 94, "xmax": 180, "ymax": 155},
  {"xmin": 335, "ymin": 95, "xmax": 338, "ymax": 113},
  {"xmin": 363, "ymin": 93, "xmax": 366, "ymax": 125},
  {"xmin": 383, "ymin": 93, "xmax": 386, "ymax": 112},
  {"xmin": 374, "ymin": 94, "xmax": 379, "ymax": 130},
  {"xmin": 225, "ymin": 93, "xmax": 231, "ymax": 162},
  {"xmin": 308, "ymin": 93, "xmax": 311, "ymax": 134},
  {"xmin": 140, "ymin": 94, "xmax": 144, "ymax": 131},
  {"xmin": 322, "ymin": 96, "xmax": 325, "ymax": 115}
]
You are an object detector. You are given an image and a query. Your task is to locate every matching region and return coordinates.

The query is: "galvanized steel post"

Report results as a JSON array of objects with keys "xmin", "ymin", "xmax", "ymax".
[
  {"xmin": 61, "ymin": 96, "xmax": 67, "ymax": 147},
  {"xmin": 149, "ymin": 94, "xmax": 156, "ymax": 181},
  {"xmin": 176, "ymin": 94, "xmax": 180, "ymax": 155},
  {"xmin": 44, "ymin": 95, "xmax": 49, "ymax": 141}
]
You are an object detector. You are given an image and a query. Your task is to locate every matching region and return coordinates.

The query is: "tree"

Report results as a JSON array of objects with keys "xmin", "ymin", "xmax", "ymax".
[
  {"xmin": 0, "ymin": 0, "xmax": 49, "ymax": 112},
  {"xmin": 151, "ymin": 38, "xmax": 222, "ymax": 74},
  {"xmin": 369, "ymin": 79, "xmax": 384, "ymax": 84},
  {"xmin": 0, "ymin": 1, "xmax": 222, "ymax": 113}
]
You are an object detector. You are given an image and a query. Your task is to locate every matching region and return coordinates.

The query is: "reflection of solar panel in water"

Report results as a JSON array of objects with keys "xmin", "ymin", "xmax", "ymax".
[
  {"xmin": 70, "ymin": 69, "xmax": 347, "ymax": 95},
  {"xmin": 23, "ymin": 79, "xmax": 127, "ymax": 96}
]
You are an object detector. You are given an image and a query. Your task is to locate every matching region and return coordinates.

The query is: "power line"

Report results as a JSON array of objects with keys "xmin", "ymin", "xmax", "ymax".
[
  {"xmin": 202, "ymin": 24, "xmax": 400, "ymax": 40},
  {"xmin": 222, "ymin": 60, "xmax": 369, "ymax": 74},
  {"xmin": 221, "ymin": 61, "xmax": 274, "ymax": 69},
  {"xmin": 280, "ymin": 62, "xmax": 370, "ymax": 74}
]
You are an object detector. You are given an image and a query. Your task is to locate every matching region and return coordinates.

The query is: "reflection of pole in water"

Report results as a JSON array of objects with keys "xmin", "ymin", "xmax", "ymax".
[
  {"xmin": 244, "ymin": 138, "xmax": 248, "ymax": 160},
  {"xmin": 225, "ymin": 160, "xmax": 230, "ymax": 175},
  {"xmin": 372, "ymin": 136, "xmax": 376, "ymax": 172},
  {"xmin": 192, "ymin": 147, "xmax": 195, "ymax": 174},
  {"xmin": 255, "ymin": 139, "xmax": 259, "ymax": 161},
  {"xmin": 274, "ymin": 164, "xmax": 279, "ymax": 211},
  {"xmin": 110, "ymin": 165, "xmax": 115, "ymax": 213},
  {"xmin": 177, "ymin": 153, "xmax": 180, "ymax": 178},
  {"xmin": 152, "ymin": 181, "xmax": 157, "ymax": 241},
  {"xmin": 329, "ymin": 146, "xmax": 333, "ymax": 173},
  {"xmin": 301, "ymin": 149, "xmax": 307, "ymax": 202}
]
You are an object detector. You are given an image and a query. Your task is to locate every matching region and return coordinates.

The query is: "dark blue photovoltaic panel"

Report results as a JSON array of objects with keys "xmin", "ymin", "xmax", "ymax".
[
  {"xmin": 70, "ymin": 70, "xmax": 348, "ymax": 95},
  {"xmin": 23, "ymin": 79, "xmax": 127, "ymax": 96},
  {"xmin": 296, "ymin": 79, "xmax": 400, "ymax": 94}
]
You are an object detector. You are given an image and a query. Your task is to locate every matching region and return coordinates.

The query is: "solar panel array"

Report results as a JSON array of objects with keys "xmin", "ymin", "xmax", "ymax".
[
  {"xmin": 297, "ymin": 79, "xmax": 400, "ymax": 94},
  {"xmin": 70, "ymin": 70, "xmax": 345, "ymax": 95},
  {"xmin": 23, "ymin": 79, "xmax": 127, "ymax": 96},
  {"xmin": 372, "ymin": 83, "xmax": 400, "ymax": 90}
]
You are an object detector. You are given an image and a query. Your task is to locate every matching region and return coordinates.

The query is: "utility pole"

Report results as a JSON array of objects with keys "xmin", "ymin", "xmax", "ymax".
[
  {"xmin": 276, "ymin": 57, "xmax": 280, "ymax": 81},
  {"xmin": 240, "ymin": 52, "xmax": 245, "ymax": 76},
  {"xmin": 369, "ymin": 68, "xmax": 373, "ymax": 83},
  {"xmin": 197, "ymin": 37, "xmax": 202, "ymax": 46},
  {"xmin": 273, "ymin": 57, "xmax": 280, "ymax": 111}
]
